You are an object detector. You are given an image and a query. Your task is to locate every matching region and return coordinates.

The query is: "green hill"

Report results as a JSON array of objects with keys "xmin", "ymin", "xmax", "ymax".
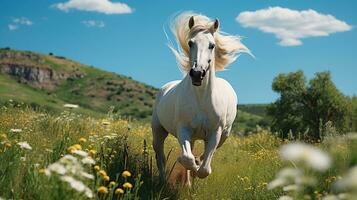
[
  {"xmin": 0, "ymin": 48, "xmax": 270, "ymax": 132},
  {"xmin": 0, "ymin": 48, "xmax": 156, "ymax": 119}
]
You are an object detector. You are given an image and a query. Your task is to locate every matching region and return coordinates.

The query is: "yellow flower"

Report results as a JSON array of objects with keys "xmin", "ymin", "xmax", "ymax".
[
  {"xmin": 67, "ymin": 146, "xmax": 76, "ymax": 153},
  {"xmin": 109, "ymin": 181, "xmax": 116, "ymax": 187},
  {"xmin": 67, "ymin": 144, "xmax": 82, "ymax": 153},
  {"xmin": 94, "ymin": 165, "xmax": 100, "ymax": 171},
  {"xmin": 99, "ymin": 170, "xmax": 107, "ymax": 177},
  {"xmin": 103, "ymin": 175, "xmax": 110, "ymax": 181},
  {"xmin": 73, "ymin": 144, "xmax": 82, "ymax": 150},
  {"xmin": 38, "ymin": 169, "xmax": 46, "ymax": 174},
  {"xmin": 5, "ymin": 143, "xmax": 11, "ymax": 148},
  {"xmin": 122, "ymin": 182, "xmax": 133, "ymax": 189},
  {"xmin": 89, "ymin": 149, "xmax": 96, "ymax": 156},
  {"xmin": 79, "ymin": 138, "xmax": 87, "ymax": 143},
  {"xmin": 115, "ymin": 188, "xmax": 124, "ymax": 195},
  {"xmin": 122, "ymin": 170, "xmax": 131, "ymax": 178},
  {"xmin": 97, "ymin": 186, "xmax": 108, "ymax": 194}
]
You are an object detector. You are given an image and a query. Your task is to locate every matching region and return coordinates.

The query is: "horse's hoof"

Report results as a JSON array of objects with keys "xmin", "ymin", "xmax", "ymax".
[
  {"xmin": 197, "ymin": 167, "xmax": 211, "ymax": 178},
  {"xmin": 177, "ymin": 155, "xmax": 197, "ymax": 171}
]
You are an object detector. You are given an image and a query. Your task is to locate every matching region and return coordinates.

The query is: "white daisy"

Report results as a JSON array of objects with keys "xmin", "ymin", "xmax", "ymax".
[
  {"xmin": 72, "ymin": 150, "xmax": 88, "ymax": 157},
  {"xmin": 280, "ymin": 143, "xmax": 331, "ymax": 171},
  {"xmin": 46, "ymin": 163, "xmax": 67, "ymax": 176},
  {"xmin": 81, "ymin": 157, "xmax": 95, "ymax": 165},
  {"xmin": 17, "ymin": 141, "xmax": 32, "ymax": 150}
]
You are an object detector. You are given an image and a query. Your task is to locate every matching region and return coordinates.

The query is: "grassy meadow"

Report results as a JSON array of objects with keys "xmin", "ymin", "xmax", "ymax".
[{"xmin": 1, "ymin": 103, "xmax": 356, "ymax": 200}]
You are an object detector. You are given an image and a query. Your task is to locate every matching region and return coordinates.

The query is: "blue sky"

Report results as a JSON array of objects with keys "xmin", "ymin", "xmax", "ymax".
[{"xmin": 0, "ymin": 0, "xmax": 356, "ymax": 104}]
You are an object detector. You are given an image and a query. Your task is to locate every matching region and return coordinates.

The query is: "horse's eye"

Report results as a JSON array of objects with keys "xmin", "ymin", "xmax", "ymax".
[
  {"xmin": 208, "ymin": 43, "xmax": 215, "ymax": 50},
  {"xmin": 188, "ymin": 40, "xmax": 193, "ymax": 48}
]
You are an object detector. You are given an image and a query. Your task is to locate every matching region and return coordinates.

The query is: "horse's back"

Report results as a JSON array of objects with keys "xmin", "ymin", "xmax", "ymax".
[{"xmin": 154, "ymin": 80, "xmax": 181, "ymax": 105}]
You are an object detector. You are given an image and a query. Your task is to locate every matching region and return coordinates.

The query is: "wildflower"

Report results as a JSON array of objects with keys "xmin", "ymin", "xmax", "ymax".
[
  {"xmin": 109, "ymin": 181, "xmax": 116, "ymax": 187},
  {"xmin": 72, "ymin": 150, "xmax": 88, "ymax": 157},
  {"xmin": 61, "ymin": 176, "xmax": 93, "ymax": 198},
  {"xmin": 280, "ymin": 143, "xmax": 331, "ymax": 171},
  {"xmin": 283, "ymin": 184, "xmax": 299, "ymax": 191},
  {"xmin": 64, "ymin": 104, "xmax": 79, "ymax": 109},
  {"xmin": 94, "ymin": 165, "xmax": 100, "ymax": 171},
  {"xmin": 39, "ymin": 169, "xmax": 46, "ymax": 174},
  {"xmin": 97, "ymin": 186, "xmax": 108, "ymax": 194},
  {"xmin": 88, "ymin": 149, "xmax": 96, "ymax": 156},
  {"xmin": 122, "ymin": 170, "xmax": 132, "ymax": 178},
  {"xmin": 103, "ymin": 175, "xmax": 110, "ymax": 181},
  {"xmin": 123, "ymin": 182, "xmax": 133, "ymax": 189},
  {"xmin": 10, "ymin": 128, "xmax": 22, "ymax": 133},
  {"xmin": 79, "ymin": 137, "xmax": 87, "ymax": 143},
  {"xmin": 72, "ymin": 144, "xmax": 82, "ymax": 150},
  {"xmin": 334, "ymin": 166, "xmax": 357, "ymax": 191},
  {"xmin": 4, "ymin": 143, "xmax": 11, "ymax": 148},
  {"xmin": 81, "ymin": 172, "xmax": 94, "ymax": 179},
  {"xmin": 115, "ymin": 188, "xmax": 124, "ymax": 194},
  {"xmin": 67, "ymin": 144, "xmax": 82, "ymax": 153},
  {"xmin": 99, "ymin": 170, "xmax": 107, "ymax": 177},
  {"xmin": 46, "ymin": 162, "xmax": 67, "ymax": 176},
  {"xmin": 268, "ymin": 168, "xmax": 302, "ymax": 190},
  {"xmin": 81, "ymin": 157, "xmax": 95, "ymax": 165},
  {"xmin": 62, "ymin": 155, "xmax": 77, "ymax": 162}
]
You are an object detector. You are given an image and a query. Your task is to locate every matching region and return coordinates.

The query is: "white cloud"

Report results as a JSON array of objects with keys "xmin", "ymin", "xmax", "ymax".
[
  {"xmin": 236, "ymin": 7, "xmax": 352, "ymax": 46},
  {"xmin": 53, "ymin": 0, "xmax": 133, "ymax": 14},
  {"xmin": 82, "ymin": 20, "xmax": 105, "ymax": 28},
  {"xmin": 8, "ymin": 17, "xmax": 33, "ymax": 31},
  {"xmin": 8, "ymin": 24, "xmax": 18, "ymax": 31},
  {"xmin": 13, "ymin": 17, "xmax": 33, "ymax": 26}
]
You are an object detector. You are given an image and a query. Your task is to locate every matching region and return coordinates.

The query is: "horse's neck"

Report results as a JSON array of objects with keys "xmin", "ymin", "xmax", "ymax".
[{"xmin": 188, "ymin": 66, "xmax": 216, "ymax": 102}]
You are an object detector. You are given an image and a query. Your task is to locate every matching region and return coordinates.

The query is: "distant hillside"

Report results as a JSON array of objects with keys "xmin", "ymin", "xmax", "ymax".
[
  {"xmin": 238, "ymin": 104, "xmax": 268, "ymax": 117},
  {"xmin": 0, "ymin": 48, "xmax": 157, "ymax": 119},
  {"xmin": 0, "ymin": 48, "xmax": 271, "ymax": 131}
]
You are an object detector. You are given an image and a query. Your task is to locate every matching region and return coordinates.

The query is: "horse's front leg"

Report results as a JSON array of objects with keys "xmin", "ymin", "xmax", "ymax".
[
  {"xmin": 177, "ymin": 127, "xmax": 198, "ymax": 172},
  {"xmin": 197, "ymin": 128, "xmax": 222, "ymax": 178}
]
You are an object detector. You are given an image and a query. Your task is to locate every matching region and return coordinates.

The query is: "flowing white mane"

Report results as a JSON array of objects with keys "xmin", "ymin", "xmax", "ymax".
[{"xmin": 169, "ymin": 12, "xmax": 250, "ymax": 72}]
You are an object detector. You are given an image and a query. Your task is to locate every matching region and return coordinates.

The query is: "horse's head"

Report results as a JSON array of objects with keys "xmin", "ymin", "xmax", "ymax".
[{"xmin": 187, "ymin": 16, "xmax": 219, "ymax": 86}]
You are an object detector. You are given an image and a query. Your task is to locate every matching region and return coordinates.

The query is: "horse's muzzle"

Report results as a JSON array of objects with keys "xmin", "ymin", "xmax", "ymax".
[{"xmin": 189, "ymin": 69, "xmax": 206, "ymax": 86}]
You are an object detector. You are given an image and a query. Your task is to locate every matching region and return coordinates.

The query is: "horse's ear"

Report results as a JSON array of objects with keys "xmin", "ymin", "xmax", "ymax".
[
  {"xmin": 211, "ymin": 19, "xmax": 219, "ymax": 32},
  {"xmin": 189, "ymin": 16, "xmax": 194, "ymax": 29}
]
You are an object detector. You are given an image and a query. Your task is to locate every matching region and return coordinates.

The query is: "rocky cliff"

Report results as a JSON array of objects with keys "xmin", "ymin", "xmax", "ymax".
[{"xmin": 0, "ymin": 49, "xmax": 85, "ymax": 90}]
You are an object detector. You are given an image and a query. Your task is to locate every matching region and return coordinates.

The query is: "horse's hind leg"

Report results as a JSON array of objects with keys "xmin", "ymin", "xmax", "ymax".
[{"xmin": 152, "ymin": 116, "xmax": 168, "ymax": 182}]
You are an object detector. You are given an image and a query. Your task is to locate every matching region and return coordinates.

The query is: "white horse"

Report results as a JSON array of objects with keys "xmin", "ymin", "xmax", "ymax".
[{"xmin": 152, "ymin": 12, "xmax": 250, "ymax": 183}]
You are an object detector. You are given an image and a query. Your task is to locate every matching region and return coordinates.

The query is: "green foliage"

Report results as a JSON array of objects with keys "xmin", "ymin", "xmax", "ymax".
[{"xmin": 268, "ymin": 71, "xmax": 351, "ymax": 140}]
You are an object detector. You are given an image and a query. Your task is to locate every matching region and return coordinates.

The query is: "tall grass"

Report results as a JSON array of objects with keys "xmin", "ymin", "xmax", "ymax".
[{"xmin": 0, "ymin": 105, "xmax": 356, "ymax": 199}]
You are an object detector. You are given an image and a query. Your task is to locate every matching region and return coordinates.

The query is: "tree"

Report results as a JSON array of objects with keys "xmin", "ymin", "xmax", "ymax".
[
  {"xmin": 268, "ymin": 71, "xmax": 350, "ymax": 140},
  {"xmin": 347, "ymin": 96, "xmax": 357, "ymax": 132}
]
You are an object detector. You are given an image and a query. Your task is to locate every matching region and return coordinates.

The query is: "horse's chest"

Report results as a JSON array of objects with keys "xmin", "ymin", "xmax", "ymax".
[{"xmin": 190, "ymin": 113, "xmax": 209, "ymax": 138}]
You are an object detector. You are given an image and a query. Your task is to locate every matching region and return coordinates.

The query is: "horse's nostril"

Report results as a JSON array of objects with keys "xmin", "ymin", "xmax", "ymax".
[
  {"xmin": 202, "ymin": 70, "xmax": 206, "ymax": 77},
  {"xmin": 208, "ymin": 59, "xmax": 211, "ymax": 64},
  {"xmin": 189, "ymin": 69, "xmax": 194, "ymax": 77}
]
